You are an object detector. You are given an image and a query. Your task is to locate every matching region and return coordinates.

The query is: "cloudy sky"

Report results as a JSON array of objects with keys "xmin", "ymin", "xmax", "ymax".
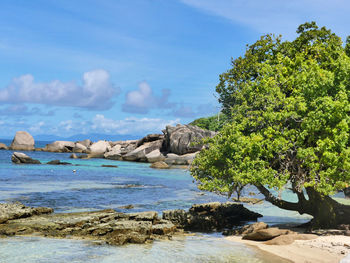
[{"xmin": 0, "ymin": 0, "xmax": 349, "ymax": 138}]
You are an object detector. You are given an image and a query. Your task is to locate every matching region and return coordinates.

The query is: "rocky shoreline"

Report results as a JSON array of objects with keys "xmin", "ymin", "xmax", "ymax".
[
  {"xmin": 2, "ymin": 124, "xmax": 216, "ymax": 169},
  {"xmin": 0, "ymin": 202, "xmax": 262, "ymax": 246}
]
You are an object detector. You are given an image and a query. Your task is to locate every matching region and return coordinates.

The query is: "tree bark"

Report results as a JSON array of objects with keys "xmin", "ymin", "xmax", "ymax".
[{"xmin": 256, "ymin": 184, "xmax": 350, "ymax": 228}]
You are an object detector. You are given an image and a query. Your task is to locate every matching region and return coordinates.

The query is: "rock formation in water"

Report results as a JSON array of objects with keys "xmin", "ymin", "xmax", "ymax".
[
  {"xmin": 7, "ymin": 124, "xmax": 216, "ymax": 167},
  {"xmin": 10, "ymin": 131, "xmax": 35, "ymax": 151},
  {"xmin": 0, "ymin": 142, "xmax": 8, "ymax": 150},
  {"xmin": 0, "ymin": 202, "xmax": 262, "ymax": 245},
  {"xmin": 11, "ymin": 152, "xmax": 41, "ymax": 164}
]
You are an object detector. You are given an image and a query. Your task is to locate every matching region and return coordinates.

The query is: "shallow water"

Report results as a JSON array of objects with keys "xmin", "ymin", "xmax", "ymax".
[{"xmin": 0, "ymin": 148, "xmax": 306, "ymax": 262}]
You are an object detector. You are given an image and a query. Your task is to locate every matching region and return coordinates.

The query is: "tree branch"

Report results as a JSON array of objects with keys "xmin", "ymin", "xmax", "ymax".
[{"xmin": 255, "ymin": 184, "xmax": 302, "ymax": 212}]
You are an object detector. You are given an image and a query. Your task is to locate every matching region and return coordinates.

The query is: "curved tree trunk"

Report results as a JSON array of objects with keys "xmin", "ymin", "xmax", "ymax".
[{"xmin": 256, "ymin": 184, "xmax": 350, "ymax": 228}]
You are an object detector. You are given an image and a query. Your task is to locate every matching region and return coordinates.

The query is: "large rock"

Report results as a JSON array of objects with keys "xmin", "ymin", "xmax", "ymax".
[
  {"xmin": 163, "ymin": 124, "xmax": 215, "ymax": 155},
  {"xmin": 223, "ymin": 222, "xmax": 268, "ymax": 236},
  {"xmin": 104, "ymin": 144, "xmax": 123, "ymax": 160},
  {"xmin": 44, "ymin": 141, "xmax": 75, "ymax": 152},
  {"xmin": 0, "ymin": 142, "xmax": 8, "ymax": 150},
  {"xmin": 165, "ymin": 152, "xmax": 199, "ymax": 165},
  {"xmin": 73, "ymin": 143, "xmax": 87, "ymax": 153},
  {"xmin": 76, "ymin": 139, "xmax": 92, "ymax": 148},
  {"xmin": 163, "ymin": 202, "xmax": 262, "ymax": 231},
  {"xmin": 242, "ymin": 227, "xmax": 294, "ymax": 241},
  {"xmin": 123, "ymin": 140, "xmax": 163, "ymax": 162},
  {"xmin": 137, "ymin": 134, "xmax": 164, "ymax": 147},
  {"xmin": 10, "ymin": 131, "xmax": 35, "ymax": 151},
  {"xmin": 88, "ymin": 140, "xmax": 111, "ymax": 157},
  {"xmin": 146, "ymin": 149, "xmax": 166, "ymax": 163},
  {"xmin": 11, "ymin": 152, "xmax": 41, "ymax": 164}
]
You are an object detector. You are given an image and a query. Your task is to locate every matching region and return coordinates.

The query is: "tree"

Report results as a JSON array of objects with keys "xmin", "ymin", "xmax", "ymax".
[
  {"xmin": 190, "ymin": 22, "xmax": 350, "ymax": 228},
  {"xmin": 189, "ymin": 114, "xmax": 229, "ymax": 131}
]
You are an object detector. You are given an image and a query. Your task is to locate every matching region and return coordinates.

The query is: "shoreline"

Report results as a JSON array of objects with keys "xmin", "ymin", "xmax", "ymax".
[{"xmin": 226, "ymin": 235, "xmax": 350, "ymax": 263}]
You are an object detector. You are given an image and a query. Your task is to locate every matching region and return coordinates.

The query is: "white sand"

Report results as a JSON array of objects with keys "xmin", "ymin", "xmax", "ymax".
[{"xmin": 227, "ymin": 235, "xmax": 350, "ymax": 263}]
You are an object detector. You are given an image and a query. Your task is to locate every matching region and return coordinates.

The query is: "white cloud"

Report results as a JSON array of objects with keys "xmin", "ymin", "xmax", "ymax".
[
  {"xmin": 0, "ymin": 69, "xmax": 119, "ymax": 110},
  {"xmin": 122, "ymin": 81, "xmax": 175, "ymax": 114},
  {"xmin": 92, "ymin": 114, "xmax": 180, "ymax": 135},
  {"xmin": 181, "ymin": 0, "xmax": 350, "ymax": 39}
]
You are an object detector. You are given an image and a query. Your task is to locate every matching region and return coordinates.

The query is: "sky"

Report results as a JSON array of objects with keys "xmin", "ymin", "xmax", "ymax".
[{"xmin": 0, "ymin": 0, "xmax": 349, "ymax": 138}]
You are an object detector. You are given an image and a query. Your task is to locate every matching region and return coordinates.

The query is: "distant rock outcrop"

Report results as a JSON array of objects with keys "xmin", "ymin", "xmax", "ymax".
[
  {"xmin": 123, "ymin": 140, "xmax": 163, "ymax": 162},
  {"xmin": 10, "ymin": 131, "xmax": 35, "ymax": 151},
  {"xmin": 22, "ymin": 123, "xmax": 216, "ymax": 167},
  {"xmin": 11, "ymin": 152, "xmax": 41, "ymax": 164},
  {"xmin": 163, "ymin": 124, "xmax": 216, "ymax": 155},
  {"xmin": 0, "ymin": 142, "xmax": 8, "ymax": 150},
  {"xmin": 88, "ymin": 140, "xmax": 111, "ymax": 157},
  {"xmin": 44, "ymin": 141, "xmax": 75, "ymax": 152}
]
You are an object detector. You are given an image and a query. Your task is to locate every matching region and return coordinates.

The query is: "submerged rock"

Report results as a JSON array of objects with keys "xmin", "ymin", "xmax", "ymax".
[
  {"xmin": 101, "ymin": 164, "xmax": 118, "ymax": 168},
  {"xmin": 163, "ymin": 202, "xmax": 262, "ymax": 232},
  {"xmin": 150, "ymin": 161, "xmax": 170, "ymax": 169},
  {"xmin": 10, "ymin": 131, "xmax": 35, "ymax": 151},
  {"xmin": 47, "ymin": 160, "xmax": 72, "ymax": 165},
  {"xmin": 11, "ymin": 152, "xmax": 41, "ymax": 164}
]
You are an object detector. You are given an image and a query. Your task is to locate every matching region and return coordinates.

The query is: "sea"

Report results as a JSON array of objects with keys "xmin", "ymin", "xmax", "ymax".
[{"xmin": 0, "ymin": 140, "xmax": 321, "ymax": 262}]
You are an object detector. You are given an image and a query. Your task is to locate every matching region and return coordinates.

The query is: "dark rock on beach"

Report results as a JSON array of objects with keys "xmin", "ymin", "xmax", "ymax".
[
  {"xmin": 11, "ymin": 152, "xmax": 41, "ymax": 164},
  {"xmin": 163, "ymin": 202, "xmax": 262, "ymax": 232}
]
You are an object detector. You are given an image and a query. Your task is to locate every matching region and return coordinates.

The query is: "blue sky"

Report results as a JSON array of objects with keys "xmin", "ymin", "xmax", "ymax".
[{"xmin": 0, "ymin": 0, "xmax": 349, "ymax": 138}]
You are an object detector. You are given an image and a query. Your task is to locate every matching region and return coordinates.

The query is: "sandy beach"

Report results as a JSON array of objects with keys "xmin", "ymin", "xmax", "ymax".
[{"xmin": 227, "ymin": 235, "xmax": 350, "ymax": 263}]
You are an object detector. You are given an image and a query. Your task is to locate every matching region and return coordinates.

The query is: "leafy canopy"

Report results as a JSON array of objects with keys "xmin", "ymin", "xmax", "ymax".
[
  {"xmin": 189, "ymin": 114, "xmax": 228, "ymax": 132},
  {"xmin": 191, "ymin": 22, "xmax": 350, "ymax": 197}
]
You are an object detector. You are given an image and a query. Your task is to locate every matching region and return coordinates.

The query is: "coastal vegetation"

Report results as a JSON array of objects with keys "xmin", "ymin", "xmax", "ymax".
[
  {"xmin": 189, "ymin": 114, "xmax": 228, "ymax": 131},
  {"xmin": 191, "ymin": 22, "xmax": 350, "ymax": 228}
]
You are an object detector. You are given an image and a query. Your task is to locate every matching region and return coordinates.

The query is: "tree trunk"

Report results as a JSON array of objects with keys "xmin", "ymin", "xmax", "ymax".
[
  {"xmin": 256, "ymin": 184, "xmax": 350, "ymax": 229},
  {"xmin": 305, "ymin": 187, "xmax": 350, "ymax": 228}
]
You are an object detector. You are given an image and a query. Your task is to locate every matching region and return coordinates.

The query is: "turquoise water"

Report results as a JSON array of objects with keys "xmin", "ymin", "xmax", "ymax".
[{"xmin": 0, "ymin": 148, "xmax": 301, "ymax": 262}]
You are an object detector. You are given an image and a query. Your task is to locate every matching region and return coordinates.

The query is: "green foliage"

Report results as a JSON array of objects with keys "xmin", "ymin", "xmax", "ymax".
[
  {"xmin": 189, "ymin": 113, "xmax": 228, "ymax": 131},
  {"xmin": 191, "ymin": 22, "xmax": 350, "ymax": 199}
]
